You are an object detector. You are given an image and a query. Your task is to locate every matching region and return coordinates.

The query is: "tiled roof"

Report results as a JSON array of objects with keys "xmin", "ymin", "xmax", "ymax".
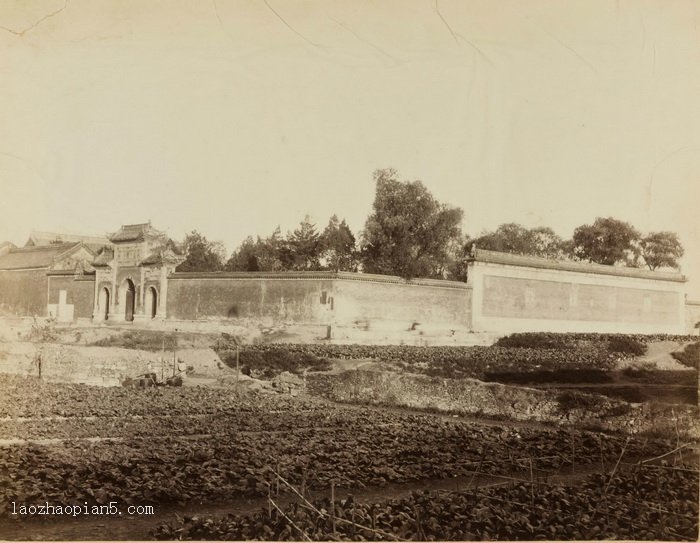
[
  {"xmin": 108, "ymin": 222, "xmax": 157, "ymax": 242},
  {"xmin": 26, "ymin": 231, "xmax": 109, "ymax": 248},
  {"xmin": 471, "ymin": 249, "xmax": 687, "ymax": 283},
  {"xmin": 92, "ymin": 247, "xmax": 115, "ymax": 267},
  {"xmin": 141, "ymin": 248, "xmax": 185, "ymax": 266},
  {"xmin": 0, "ymin": 243, "xmax": 80, "ymax": 270}
]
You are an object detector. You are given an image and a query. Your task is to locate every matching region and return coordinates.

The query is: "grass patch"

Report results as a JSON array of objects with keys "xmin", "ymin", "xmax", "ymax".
[
  {"xmin": 91, "ymin": 330, "xmax": 179, "ymax": 351},
  {"xmin": 485, "ymin": 369, "xmax": 614, "ymax": 385},
  {"xmin": 607, "ymin": 336, "xmax": 647, "ymax": 356},
  {"xmin": 620, "ymin": 367, "xmax": 697, "ymax": 385}
]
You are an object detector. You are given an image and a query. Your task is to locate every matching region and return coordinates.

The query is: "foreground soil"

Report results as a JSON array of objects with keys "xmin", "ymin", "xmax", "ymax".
[{"xmin": 0, "ymin": 374, "xmax": 697, "ymax": 541}]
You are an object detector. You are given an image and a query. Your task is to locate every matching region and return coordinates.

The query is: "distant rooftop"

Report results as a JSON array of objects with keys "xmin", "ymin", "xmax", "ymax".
[
  {"xmin": 108, "ymin": 221, "xmax": 163, "ymax": 243},
  {"xmin": 471, "ymin": 248, "xmax": 687, "ymax": 283},
  {"xmin": 0, "ymin": 243, "xmax": 81, "ymax": 270},
  {"xmin": 26, "ymin": 231, "xmax": 109, "ymax": 250}
]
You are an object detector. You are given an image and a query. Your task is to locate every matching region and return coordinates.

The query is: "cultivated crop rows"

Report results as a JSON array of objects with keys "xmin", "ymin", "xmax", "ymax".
[
  {"xmin": 0, "ymin": 404, "xmax": 673, "ymax": 515},
  {"xmin": 222, "ymin": 343, "xmax": 620, "ymax": 380},
  {"xmin": 152, "ymin": 467, "xmax": 699, "ymax": 541},
  {"xmin": 0, "ymin": 375, "xmax": 304, "ymax": 418},
  {"xmin": 1, "ymin": 374, "xmax": 697, "ymax": 541}
]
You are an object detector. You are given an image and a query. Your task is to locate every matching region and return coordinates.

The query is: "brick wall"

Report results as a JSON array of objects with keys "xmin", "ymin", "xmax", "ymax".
[
  {"xmin": 166, "ymin": 274, "xmax": 335, "ymax": 323},
  {"xmin": 0, "ymin": 269, "xmax": 48, "ymax": 317},
  {"xmin": 165, "ymin": 272, "xmax": 471, "ymax": 334},
  {"xmin": 333, "ymin": 277, "xmax": 471, "ymax": 331},
  {"xmin": 47, "ymin": 275, "xmax": 95, "ymax": 320}
]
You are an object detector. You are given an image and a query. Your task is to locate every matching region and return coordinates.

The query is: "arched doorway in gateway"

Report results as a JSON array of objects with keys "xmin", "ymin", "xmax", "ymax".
[
  {"xmin": 146, "ymin": 286, "xmax": 158, "ymax": 318},
  {"xmin": 124, "ymin": 279, "xmax": 135, "ymax": 322},
  {"xmin": 99, "ymin": 287, "xmax": 110, "ymax": 320}
]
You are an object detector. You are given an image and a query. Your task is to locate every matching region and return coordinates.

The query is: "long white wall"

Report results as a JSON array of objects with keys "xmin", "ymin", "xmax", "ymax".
[{"xmin": 468, "ymin": 260, "xmax": 687, "ymax": 334}]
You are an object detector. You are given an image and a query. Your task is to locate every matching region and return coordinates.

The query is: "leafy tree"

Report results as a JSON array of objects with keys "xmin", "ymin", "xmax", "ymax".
[
  {"xmin": 177, "ymin": 230, "xmax": 226, "ymax": 272},
  {"xmin": 529, "ymin": 227, "xmax": 568, "ymax": 259},
  {"xmin": 569, "ymin": 217, "xmax": 641, "ymax": 266},
  {"xmin": 360, "ymin": 169, "xmax": 464, "ymax": 279},
  {"xmin": 225, "ymin": 236, "xmax": 261, "ymax": 271},
  {"xmin": 260, "ymin": 227, "xmax": 288, "ymax": 271},
  {"xmin": 640, "ymin": 231, "xmax": 684, "ymax": 270},
  {"xmin": 287, "ymin": 216, "xmax": 322, "ymax": 271},
  {"xmin": 320, "ymin": 215, "xmax": 358, "ymax": 271},
  {"xmin": 469, "ymin": 223, "xmax": 565, "ymax": 259},
  {"xmin": 445, "ymin": 234, "xmax": 473, "ymax": 282}
]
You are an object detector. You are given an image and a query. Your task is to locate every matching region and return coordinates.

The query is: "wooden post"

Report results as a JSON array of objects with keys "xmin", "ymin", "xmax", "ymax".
[
  {"xmin": 529, "ymin": 457, "xmax": 535, "ymax": 508},
  {"xmin": 276, "ymin": 459, "xmax": 280, "ymax": 497},
  {"xmin": 351, "ymin": 494, "xmax": 355, "ymax": 535},
  {"xmin": 571, "ymin": 436, "xmax": 576, "ymax": 475},
  {"xmin": 236, "ymin": 344, "xmax": 240, "ymax": 391},
  {"xmin": 331, "ymin": 482, "xmax": 336, "ymax": 535},
  {"xmin": 600, "ymin": 441, "xmax": 606, "ymax": 474},
  {"xmin": 267, "ymin": 482, "xmax": 272, "ymax": 519}
]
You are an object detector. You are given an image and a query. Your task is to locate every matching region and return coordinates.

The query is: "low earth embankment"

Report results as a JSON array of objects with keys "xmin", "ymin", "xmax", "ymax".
[{"xmin": 213, "ymin": 333, "xmax": 699, "ymax": 437}]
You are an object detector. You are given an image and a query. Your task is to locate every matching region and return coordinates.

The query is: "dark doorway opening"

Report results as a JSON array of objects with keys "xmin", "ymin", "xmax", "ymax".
[
  {"xmin": 102, "ymin": 287, "xmax": 110, "ymax": 320},
  {"xmin": 125, "ymin": 280, "xmax": 135, "ymax": 322},
  {"xmin": 149, "ymin": 287, "xmax": 158, "ymax": 318}
]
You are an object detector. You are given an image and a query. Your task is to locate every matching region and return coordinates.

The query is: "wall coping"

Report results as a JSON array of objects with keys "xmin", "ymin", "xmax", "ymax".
[
  {"xmin": 470, "ymin": 249, "xmax": 687, "ymax": 283},
  {"xmin": 168, "ymin": 270, "xmax": 470, "ymax": 289},
  {"xmin": 46, "ymin": 270, "xmax": 96, "ymax": 278}
]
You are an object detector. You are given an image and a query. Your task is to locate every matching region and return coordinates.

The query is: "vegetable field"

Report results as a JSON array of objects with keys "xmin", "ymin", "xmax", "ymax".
[{"xmin": 1, "ymin": 374, "xmax": 697, "ymax": 540}]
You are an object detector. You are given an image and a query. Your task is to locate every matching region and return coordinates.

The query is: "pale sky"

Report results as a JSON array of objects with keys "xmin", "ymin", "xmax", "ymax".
[{"xmin": 1, "ymin": 0, "xmax": 698, "ymax": 296}]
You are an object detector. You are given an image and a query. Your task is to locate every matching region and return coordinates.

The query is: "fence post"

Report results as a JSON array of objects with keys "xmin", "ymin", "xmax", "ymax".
[
  {"xmin": 267, "ymin": 482, "xmax": 272, "ymax": 519},
  {"xmin": 331, "ymin": 482, "xmax": 336, "ymax": 535},
  {"xmin": 529, "ymin": 457, "xmax": 534, "ymax": 508}
]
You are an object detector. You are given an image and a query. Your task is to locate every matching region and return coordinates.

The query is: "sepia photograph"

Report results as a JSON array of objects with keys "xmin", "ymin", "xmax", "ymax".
[{"xmin": 0, "ymin": 0, "xmax": 698, "ymax": 541}]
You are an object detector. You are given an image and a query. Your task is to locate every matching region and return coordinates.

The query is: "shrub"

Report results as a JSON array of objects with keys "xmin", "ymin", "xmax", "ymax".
[
  {"xmin": 217, "ymin": 347, "xmax": 332, "ymax": 379},
  {"xmin": 607, "ymin": 336, "xmax": 647, "ymax": 356},
  {"xmin": 556, "ymin": 390, "xmax": 601, "ymax": 412},
  {"xmin": 495, "ymin": 333, "xmax": 571, "ymax": 350},
  {"xmin": 671, "ymin": 342, "xmax": 700, "ymax": 369},
  {"xmin": 25, "ymin": 318, "xmax": 58, "ymax": 342}
]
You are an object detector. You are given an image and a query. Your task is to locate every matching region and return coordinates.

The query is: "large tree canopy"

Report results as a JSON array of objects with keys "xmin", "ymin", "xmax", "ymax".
[
  {"xmin": 471, "ymin": 223, "xmax": 566, "ymax": 259},
  {"xmin": 360, "ymin": 169, "xmax": 464, "ymax": 279},
  {"xmin": 287, "ymin": 216, "xmax": 322, "ymax": 271},
  {"xmin": 640, "ymin": 231, "xmax": 684, "ymax": 271},
  {"xmin": 320, "ymin": 215, "xmax": 358, "ymax": 272},
  {"xmin": 177, "ymin": 231, "xmax": 226, "ymax": 272},
  {"xmin": 570, "ymin": 217, "xmax": 640, "ymax": 266}
]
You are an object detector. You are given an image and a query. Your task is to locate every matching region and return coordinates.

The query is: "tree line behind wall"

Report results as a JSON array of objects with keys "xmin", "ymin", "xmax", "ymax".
[{"xmin": 175, "ymin": 169, "xmax": 685, "ymax": 281}]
